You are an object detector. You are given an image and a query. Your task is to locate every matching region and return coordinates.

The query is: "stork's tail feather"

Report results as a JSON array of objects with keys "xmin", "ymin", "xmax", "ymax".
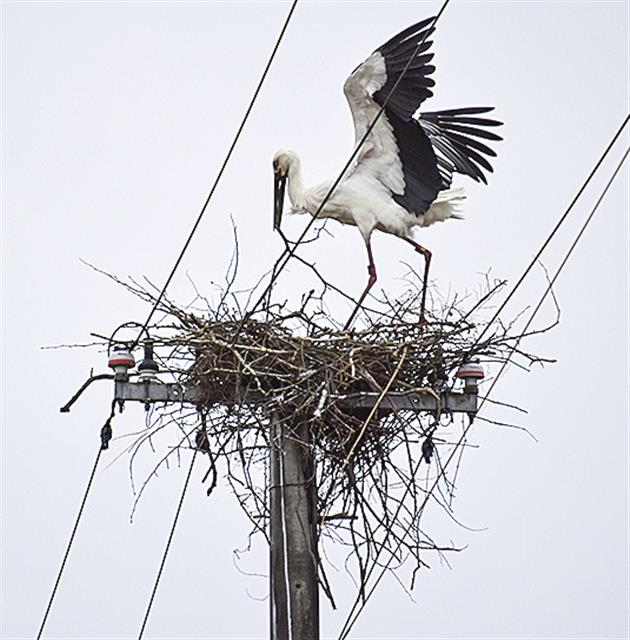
[
  {"xmin": 417, "ymin": 187, "xmax": 466, "ymax": 226},
  {"xmin": 433, "ymin": 186, "xmax": 466, "ymax": 203}
]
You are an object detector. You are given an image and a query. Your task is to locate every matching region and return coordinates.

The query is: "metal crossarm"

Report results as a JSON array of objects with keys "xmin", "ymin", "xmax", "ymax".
[{"xmin": 113, "ymin": 380, "xmax": 478, "ymax": 414}]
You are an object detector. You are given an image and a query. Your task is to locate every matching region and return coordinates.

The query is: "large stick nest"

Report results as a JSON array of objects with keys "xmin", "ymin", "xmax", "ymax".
[
  {"xmin": 82, "ymin": 264, "xmax": 555, "ymax": 608},
  {"xmin": 186, "ymin": 309, "xmax": 483, "ymax": 470}
]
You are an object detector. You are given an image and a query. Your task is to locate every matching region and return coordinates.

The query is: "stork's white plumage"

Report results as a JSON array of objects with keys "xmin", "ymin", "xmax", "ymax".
[{"xmin": 273, "ymin": 16, "xmax": 503, "ymax": 327}]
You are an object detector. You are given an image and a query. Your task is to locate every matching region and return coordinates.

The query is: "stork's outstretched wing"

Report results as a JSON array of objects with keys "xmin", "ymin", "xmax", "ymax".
[
  {"xmin": 343, "ymin": 18, "xmax": 503, "ymax": 215},
  {"xmin": 343, "ymin": 17, "xmax": 442, "ymax": 215},
  {"xmin": 418, "ymin": 107, "xmax": 503, "ymax": 189}
]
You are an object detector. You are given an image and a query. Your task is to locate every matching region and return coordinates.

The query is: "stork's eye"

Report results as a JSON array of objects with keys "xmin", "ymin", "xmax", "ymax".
[{"xmin": 273, "ymin": 159, "xmax": 279, "ymax": 170}]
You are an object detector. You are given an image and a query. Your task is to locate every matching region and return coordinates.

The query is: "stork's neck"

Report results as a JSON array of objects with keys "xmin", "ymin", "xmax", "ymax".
[{"xmin": 287, "ymin": 156, "xmax": 307, "ymax": 209}]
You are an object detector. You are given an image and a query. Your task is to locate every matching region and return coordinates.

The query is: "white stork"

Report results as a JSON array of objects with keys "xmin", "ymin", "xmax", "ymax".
[{"xmin": 273, "ymin": 16, "xmax": 502, "ymax": 327}]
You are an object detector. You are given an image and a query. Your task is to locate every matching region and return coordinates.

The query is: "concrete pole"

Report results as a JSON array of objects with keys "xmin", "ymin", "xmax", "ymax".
[
  {"xmin": 269, "ymin": 414, "xmax": 319, "ymax": 640},
  {"xmin": 270, "ymin": 415, "xmax": 289, "ymax": 640}
]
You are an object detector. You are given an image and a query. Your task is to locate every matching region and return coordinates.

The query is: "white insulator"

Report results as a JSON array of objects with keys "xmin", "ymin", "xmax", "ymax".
[
  {"xmin": 108, "ymin": 348, "xmax": 135, "ymax": 378},
  {"xmin": 455, "ymin": 360, "xmax": 485, "ymax": 393}
]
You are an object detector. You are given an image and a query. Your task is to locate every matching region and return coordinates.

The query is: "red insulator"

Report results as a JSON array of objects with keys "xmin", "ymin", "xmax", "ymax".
[
  {"xmin": 108, "ymin": 348, "xmax": 135, "ymax": 377},
  {"xmin": 456, "ymin": 360, "xmax": 484, "ymax": 393},
  {"xmin": 456, "ymin": 362, "xmax": 485, "ymax": 379}
]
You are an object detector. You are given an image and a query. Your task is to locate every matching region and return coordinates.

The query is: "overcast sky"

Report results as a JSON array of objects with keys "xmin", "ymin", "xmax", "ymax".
[{"xmin": 1, "ymin": 1, "xmax": 629, "ymax": 639}]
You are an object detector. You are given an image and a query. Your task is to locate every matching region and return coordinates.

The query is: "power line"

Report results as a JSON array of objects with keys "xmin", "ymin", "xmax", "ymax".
[
  {"xmin": 469, "ymin": 113, "xmax": 629, "ymax": 349},
  {"xmin": 36, "ymin": 406, "xmax": 115, "ymax": 640},
  {"xmin": 336, "ymin": 144, "xmax": 629, "ymax": 640},
  {"xmin": 477, "ymin": 145, "xmax": 629, "ymax": 414},
  {"xmin": 137, "ymin": 448, "xmax": 199, "ymax": 640},
  {"xmin": 36, "ymin": 449, "xmax": 102, "ymax": 639},
  {"xmin": 133, "ymin": 0, "xmax": 299, "ymax": 350},
  {"xmin": 241, "ymin": 0, "xmax": 452, "ymax": 323}
]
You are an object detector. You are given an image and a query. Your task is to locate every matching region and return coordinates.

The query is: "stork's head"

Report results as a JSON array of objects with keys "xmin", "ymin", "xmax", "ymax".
[
  {"xmin": 272, "ymin": 149, "xmax": 298, "ymax": 177},
  {"xmin": 272, "ymin": 149, "xmax": 298, "ymax": 232}
]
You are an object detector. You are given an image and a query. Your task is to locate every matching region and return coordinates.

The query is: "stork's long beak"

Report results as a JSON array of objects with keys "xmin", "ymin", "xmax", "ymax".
[{"xmin": 273, "ymin": 171, "xmax": 286, "ymax": 232}]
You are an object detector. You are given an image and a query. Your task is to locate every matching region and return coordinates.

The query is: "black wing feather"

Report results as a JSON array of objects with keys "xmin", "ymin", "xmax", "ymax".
[
  {"xmin": 431, "ymin": 115, "xmax": 503, "ymax": 127},
  {"xmin": 437, "ymin": 122, "xmax": 503, "ymax": 141},
  {"xmin": 373, "ymin": 18, "xmax": 437, "ymax": 121},
  {"xmin": 378, "ymin": 16, "xmax": 435, "ymax": 55},
  {"xmin": 387, "ymin": 39, "xmax": 434, "ymax": 66},
  {"xmin": 431, "ymin": 106, "xmax": 496, "ymax": 116},
  {"xmin": 445, "ymin": 131, "xmax": 498, "ymax": 158},
  {"xmin": 430, "ymin": 133, "xmax": 486, "ymax": 183},
  {"xmin": 418, "ymin": 108, "xmax": 503, "ymax": 188}
]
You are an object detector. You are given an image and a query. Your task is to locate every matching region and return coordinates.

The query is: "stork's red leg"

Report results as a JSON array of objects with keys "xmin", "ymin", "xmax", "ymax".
[
  {"xmin": 344, "ymin": 242, "xmax": 377, "ymax": 330},
  {"xmin": 404, "ymin": 238, "xmax": 432, "ymax": 324}
]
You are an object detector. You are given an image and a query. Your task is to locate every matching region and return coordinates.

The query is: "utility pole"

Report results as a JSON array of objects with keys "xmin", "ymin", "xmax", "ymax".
[
  {"xmin": 269, "ymin": 417, "xmax": 289, "ymax": 639},
  {"xmin": 270, "ymin": 414, "xmax": 319, "ymax": 640}
]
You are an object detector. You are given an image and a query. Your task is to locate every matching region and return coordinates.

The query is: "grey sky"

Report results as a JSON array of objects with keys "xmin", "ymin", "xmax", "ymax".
[{"xmin": 1, "ymin": 1, "xmax": 629, "ymax": 639}]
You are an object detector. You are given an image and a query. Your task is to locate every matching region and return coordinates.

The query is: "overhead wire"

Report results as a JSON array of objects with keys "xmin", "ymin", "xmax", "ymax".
[
  {"xmin": 468, "ymin": 113, "xmax": 629, "ymax": 348},
  {"xmin": 336, "ymin": 142, "xmax": 629, "ymax": 640},
  {"xmin": 477, "ymin": 145, "xmax": 629, "ymax": 415},
  {"xmin": 137, "ymin": 447, "xmax": 199, "ymax": 640},
  {"xmin": 36, "ymin": 402, "xmax": 116, "ymax": 640},
  {"xmin": 132, "ymin": 0, "xmax": 299, "ymax": 350}
]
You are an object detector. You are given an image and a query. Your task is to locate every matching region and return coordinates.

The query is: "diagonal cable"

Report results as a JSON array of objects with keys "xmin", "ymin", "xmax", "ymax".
[
  {"xmin": 477, "ymin": 145, "xmax": 629, "ymax": 414},
  {"xmin": 133, "ymin": 0, "xmax": 299, "ymax": 349},
  {"xmin": 36, "ymin": 448, "xmax": 103, "ymax": 640},
  {"xmin": 467, "ymin": 113, "xmax": 629, "ymax": 350},
  {"xmin": 36, "ymin": 405, "xmax": 115, "ymax": 640},
  {"xmin": 137, "ymin": 448, "xmax": 199, "ymax": 640}
]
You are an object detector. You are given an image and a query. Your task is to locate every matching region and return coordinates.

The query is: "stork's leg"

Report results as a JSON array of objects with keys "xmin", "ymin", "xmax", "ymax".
[
  {"xmin": 344, "ymin": 242, "xmax": 377, "ymax": 330},
  {"xmin": 404, "ymin": 238, "xmax": 432, "ymax": 324}
]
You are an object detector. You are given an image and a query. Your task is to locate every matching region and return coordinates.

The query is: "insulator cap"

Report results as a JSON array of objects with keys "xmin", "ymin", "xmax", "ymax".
[
  {"xmin": 108, "ymin": 348, "xmax": 135, "ymax": 372},
  {"xmin": 456, "ymin": 361, "xmax": 485, "ymax": 380},
  {"xmin": 138, "ymin": 359, "xmax": 159, "ymax": 373},
  {"xmin": 138, "ymin": 341, "xmax": 159, "ymax": 373}
]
